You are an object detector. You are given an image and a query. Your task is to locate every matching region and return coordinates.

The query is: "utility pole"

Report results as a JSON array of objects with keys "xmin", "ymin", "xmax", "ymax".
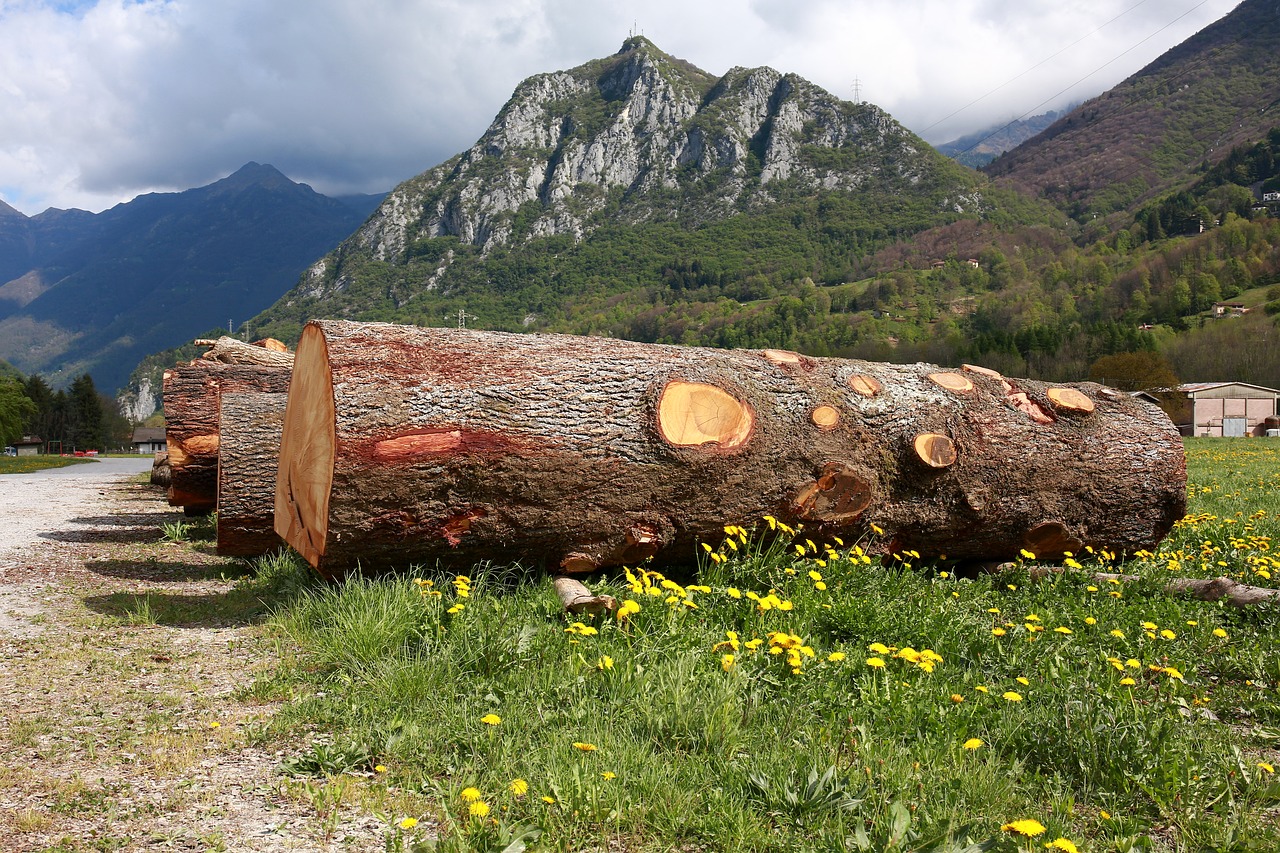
[
  {"xmin": 852, "ymin": 77, "xmax": 863, "ymax": 104},
  {"xmin": 447, "ymin": 308, "xmax": 478, "ymax": 329}
]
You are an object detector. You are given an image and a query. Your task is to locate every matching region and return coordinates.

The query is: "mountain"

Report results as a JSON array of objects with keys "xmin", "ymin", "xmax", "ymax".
[
  {"xmin": 985, "ymin": 0, "xmax": 1280, "ymax": 221},
  {"xmin": 244, "ymin": 37, "xmax": 1047, "ymax": 346},
  {"xmin": 0, "ymin": 163, "xmax": 380, "ymax": 393},
  {"xmin": 935, "ymin": 108, "xmax": 1073, "ymax": 169}
]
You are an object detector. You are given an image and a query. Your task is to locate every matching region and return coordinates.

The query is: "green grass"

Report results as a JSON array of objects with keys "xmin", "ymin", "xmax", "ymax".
[
  {"xmin": 0, "ymin": 456, "xmax": 95, "ymax": 474},
  {"xmin": 249, "ymin": 438, "xmax": 1280, "ymax": 852}
]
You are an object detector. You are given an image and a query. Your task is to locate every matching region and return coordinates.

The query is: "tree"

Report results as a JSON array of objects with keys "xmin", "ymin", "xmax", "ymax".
[
  {"xmin": 66, "ymin": 374, "xmax": 105, "ymax": 451},
  {"xmin": 0, "ymin": 377, "xmax": 35, "ymax": 446},
  {"xmin": 1088, "ymin": 351, "xmax": 1180, "ymax": 392}
]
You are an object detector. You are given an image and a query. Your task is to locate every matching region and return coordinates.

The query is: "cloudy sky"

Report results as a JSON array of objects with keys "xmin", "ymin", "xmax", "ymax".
[{"xmin": 0, "ymin": 0, "xmax": 1241, "ymax": 215}]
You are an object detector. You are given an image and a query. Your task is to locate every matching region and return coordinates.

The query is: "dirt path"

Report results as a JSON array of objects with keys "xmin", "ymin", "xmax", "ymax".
[{"xmin": 0, "ymin": 464, "xmax": 386, "ymax": 851}]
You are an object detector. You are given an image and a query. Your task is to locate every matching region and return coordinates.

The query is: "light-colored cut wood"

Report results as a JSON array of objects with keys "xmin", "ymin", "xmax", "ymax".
[
  {"xmin": 194, "ymin": 335, "xmax": 295, "ymax": 368},
  {"xmin": 847, "ymin": 374, "xmax": 883, "ymax": 397},
  {"xmin": 274, "ymin": 324, "xmax": 335, "ymax": 569},
  {"xmin": 1047, "ymin": 387, "xmax": 1096, "ymax": 413},
  {"xmin": 913, "ymin": 433, "xmax": 957, "ymax": 468},
  {"xmin": 962, "ymin": 363, "xmax": 1003, "ymax": 379},
  {"xmin": 928, "ymin": 372, "xmax": 974, "ymax": 393},
  {"xmin": 762, "ymin": 349, "xmax": 804, "ymax": 366},
  {"xmin": 657, "ymin": 381, "xmax": 754, "ymax": 449},
  {"xmin": 553, "ymin": 577, "xmax": 618, "ymax": 614},
  {"xmin": 810, "ymin": 406, "xmax": 841, "ymax": 430}
]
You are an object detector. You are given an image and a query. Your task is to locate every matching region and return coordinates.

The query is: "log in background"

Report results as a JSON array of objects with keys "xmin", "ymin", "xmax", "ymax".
[
  {"xmin": 275, "ymin": 320, "xmax": 1186, "ymax": 578},
  {"xmin": 216, "ymin": 391, "xmax": 287, "ymax": 557},
  {"xmin": 163, "ymin": 362, "xmax": 290, "ymax": 514}
]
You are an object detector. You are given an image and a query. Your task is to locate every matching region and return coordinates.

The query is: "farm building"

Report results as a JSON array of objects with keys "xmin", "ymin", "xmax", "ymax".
[
  {"xmin": 13, "ymin": 435, "xmax": 43, "ymax": 456},
  {"xmin": 131, "ymin": 427, "xmax": 167, "ymax": 454},
  {"xmin": 1138, "ymin": 383, "xmax": 1280, "ymax": 437}
]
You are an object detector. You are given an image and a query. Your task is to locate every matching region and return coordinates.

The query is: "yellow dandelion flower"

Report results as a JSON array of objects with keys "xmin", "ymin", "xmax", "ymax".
[
  {"xmin": 975, "ymin": 685, "xmax": 989, "ymax": 693},
  {"xmin": 572, "ymin": 741, "xmax": 598, "ymax": 752},
  {"xmin": 1045, "ymin": 839, "xmax": 1080, "ymax": 853},
  {"xmin": 950, "ymin": 693, "xmax": 965, "ymax": 703},
  {"xmin": 541, "ymin": 795, "xmax": 555, "ymax": 804},
  {"xmin": 1016, "ymin": 677, "xmax": 1030, "ymax": 686},
  {"xmin": 1213, "ymin": 628, "xmax": 1228, "ymax": 638},
  {"xmin": 509, "ymin": 778, "xmax": 529, "ymax": 796},
  {"xmin": 1110, "ymin": 629, "xmax": 1125, "ymax": 638},
  {"xmin": 1259, "ymin": 762, "xmax": 1275, "ymax": 774},
  {"xmin": 1160, "ymin": 629, "xmax": 1176, "ymax": 640},
  {"xmin": 1120, "ymin": 677, "xmax": 1136, "ymax": 686},
  {"xmin": 721, "ymin": 653, "xmax": 735, "ymax": 671},
  {"xmin": 375, "ymin": 765, "xmax": 388, "ymax": 773},
  {"xmin": 1141, "ymin": 621, "xmax": 1157, "ymax": 630},
  {"xmin": 469, "ymin": 801, "xmax": 490, "ymax": 818},
  {"xmin": 1001, "ymin": 818, "xmax": 1046, "ymax": 837},
  {"xmin": 597, "ymin": 655, "xmax": 614, "ymax": 670},
  {"xmin": 827, "ymin": 652, "xmax": 846, "ymax": 662},
  {"xmin": 962, "ymin": 738, "xmax": 984, "ymax": 750},
  {"xmin": 602, "ymin": 771, "xmax": 616, "ymax": 780},
  {"xmin": 617, "ymin": 600, "xmax": 641, "ymax": 620},
  {"xmin": 1054, "ymin": 627, "xmax": 1072, "ymax": 634},
  {"xmin": 1002, "ymin": 691, "xmax": 1023, "ymax": 702},
  {"xmin": 481, "ymin": 713, "xmax": 502, "ymax": 726},
  {"xmin": 1084, "ymin": 617, "xmax": 1097, "ymax": 625},
  {"xmin": 725, "ymin": 587, "xmax": 742, "ymax": 599},
  {"xmin": 460, "ymin": 787, "xmax": 482, "ymax": 803},
  {"xmin": 399, "ymin": 817, "xmax": 419, "ymax": 829},
  {"xmin": 866, "ymin": 657, "xmax": 887, "ymax": 669},
  {"xmin": 1020, "ymin": 549, "xmax": 1037, "ymax": 560},
  {"xmin": 992, "ymin": 627, "xmax": 1007, "ymax": 637}
]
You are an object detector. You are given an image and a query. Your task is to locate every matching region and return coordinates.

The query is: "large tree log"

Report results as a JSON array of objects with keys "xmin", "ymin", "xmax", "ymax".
[
  {"xmin": 275, "ymin": 320, "xmax": 1186, "ymax": 579},
  {"xmin": 194, "ymin": 336, "xmax": 295, "ymax": 368},
  {"xmin": 216, "ymin": 391, "xmax": 288, "ymax": 557},
  {"xmin": 163, "ymin": 362, "xmax": 290, "ymax": 514}
]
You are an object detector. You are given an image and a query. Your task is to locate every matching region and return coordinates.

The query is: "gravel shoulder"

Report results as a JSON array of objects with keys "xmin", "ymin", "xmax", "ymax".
[{"xmin": 0, "ymin": 463, "xmax": 386, "ymax": 851}]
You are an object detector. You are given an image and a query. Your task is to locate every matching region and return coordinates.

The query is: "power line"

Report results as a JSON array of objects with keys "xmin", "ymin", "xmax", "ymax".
[
  {"xmin": 921, "ymin": 0, "xmax": 1154, "ymax": 137},
  {"xmin": 952, "ymin": 0, "xmax": 1215, "ymax": 159}
]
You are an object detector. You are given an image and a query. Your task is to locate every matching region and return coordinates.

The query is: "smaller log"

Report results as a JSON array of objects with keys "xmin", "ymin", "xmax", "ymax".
[
  {"xmin": 149, "ymin": 451, "xmax": 171, "ymax": 487},
  {"xmin": 216, "ymin": 391, "xmax": 288, "ymax": 557},
  {"xmin": 1017, "ymin": 565, "xmax": 1280, "ymax": 609},
  {"xmin": 553, "ymin": 577, "xmax": 618, "ymax": 615},
  {"xmin": 194, "ymin": 336, "xmax": 295, "ymax": 368}
]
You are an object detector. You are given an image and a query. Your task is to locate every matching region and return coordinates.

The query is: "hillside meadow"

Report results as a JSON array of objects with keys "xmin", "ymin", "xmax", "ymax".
[{"xmin": 237, "ymin": 437, "xmax": 1280, "ymax": 852}]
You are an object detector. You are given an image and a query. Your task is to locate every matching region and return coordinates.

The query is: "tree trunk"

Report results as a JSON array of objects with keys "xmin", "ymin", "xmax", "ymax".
[
  {"xmin": 275, "ymin": 320, "xmax": 1187, "ymax": 580},
  {"xmin": 163, "ymin": 362, "xmax": 290, "ymax": 514},
  {"xmin": 149, "ymin": 451, "xmax": 171, "ymax": 487},
  {"xmin": 216, "ymin": 391, "xmax": 288, "ymax": 557}
]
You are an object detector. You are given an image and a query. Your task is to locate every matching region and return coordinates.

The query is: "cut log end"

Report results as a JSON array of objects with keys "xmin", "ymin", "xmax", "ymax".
[
  {"xmin": 793, "ymin": 462, "xmax": 874, "ymax": 523},
  {"xmin": 847, "ymin": 374, "xmax": 883, "ymax": 397},
  {"xmin": 274, "ymin": 323, "xmax": 337, "ymax": 570},
  {"xmin": 962, "ymin": 363, "xmax": 1003, "ymax": 379},
  {"xmin": 928, "ymin": 372, "xmax": 974, "ymax": 394},
  {"xmin": 1046, "ymin": 387, "xmax": 1096, "ymax": 413},
  {"xmin": 762, "ymin": 348, "xmax": 805, "ymax": 367},
  {"xmin": 657, "ymin": 381, "xmax": 754, "ymax": 450},
  {"xmin": 913, "ymin": 433, "xmax": 957, "ymax": 468},
  {"xmin": 810, "ymin": 406, "xmax": 841, "ymax": 431}
]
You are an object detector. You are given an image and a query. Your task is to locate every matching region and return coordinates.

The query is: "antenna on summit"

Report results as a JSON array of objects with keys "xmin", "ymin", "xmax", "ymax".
[{"xmin": 852, "ymin": 77, "xmax": 863, "ymax": 104}]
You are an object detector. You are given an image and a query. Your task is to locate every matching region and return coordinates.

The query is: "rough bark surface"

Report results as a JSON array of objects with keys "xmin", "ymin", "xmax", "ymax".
[
  {"xmin": 216, "ymin": 392, "xmax": 288, "ymax": 557},
  {"xmin": 275, "ymin": 320, "xmax": 1187, "ymax": 579},
  {"xmin": 194, "ymin": 336, "xmax": 295, "ymax": 369},
  {"xmin": 163, "ymin": 363, "xmax": 291, "ymax": 514}
]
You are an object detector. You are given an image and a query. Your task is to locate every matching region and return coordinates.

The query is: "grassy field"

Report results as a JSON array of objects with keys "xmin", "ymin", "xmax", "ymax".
[
  {"xmin": 242, "ymin": 437, "xmax": 1280, "ymax": 852},
  {"xmin": 0, "ymin": 455, "xmax": 95, "ymax": 475}
]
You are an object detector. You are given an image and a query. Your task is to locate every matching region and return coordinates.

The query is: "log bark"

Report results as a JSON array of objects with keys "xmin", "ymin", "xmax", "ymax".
[
  {"xmin": 194, "ymin": 336, "xmax": 295, "ymax": 368},
  {"xmin": 216, "ymin": 391, "xmax": 288, "ymax": 557},
  {"xmin": 163, "ymin": 362, "xmax": 291, "ymax": 514},
  {"xmin": 1023, "ymin": 566, "xmax": 1280, "ymax": 609},
  {"xmin": 149, "ymin": 451, "xmax": 171, "ymax": 487},
  {"xmin": 553, "ymin": 577, "xmax": 618, "ymax": 615},
  {"xmin": 274, "ymin": 320, "xmax": 1187, "ymax": 579}
]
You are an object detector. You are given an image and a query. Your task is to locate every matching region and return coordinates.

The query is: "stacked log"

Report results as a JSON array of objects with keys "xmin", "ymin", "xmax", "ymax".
[
  {"xmin": 150, "ymin": 451, "xmax": 171, "ymax": 487},
  {"xmin": 163, "ymin": 337, "xmax": 293, "ymax": 516},
  {"xmin": 216, "ymin": 391, "xmax": 288, "ymax": 557},
  {"xmin": 274, "ymin": 320, "xmax": 1186, "ymax": 580}
]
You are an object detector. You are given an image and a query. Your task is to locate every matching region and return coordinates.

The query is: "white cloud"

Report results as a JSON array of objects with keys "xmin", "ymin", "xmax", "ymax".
[{"xmin": 0, "ymin": 0, "xmax": 1242, "ymax": 214}]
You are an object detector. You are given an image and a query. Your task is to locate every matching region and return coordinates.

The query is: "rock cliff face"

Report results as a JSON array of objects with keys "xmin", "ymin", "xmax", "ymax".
[{"xmin": 304, "ymin": 38, "xmax": 979, "ymax": 299}]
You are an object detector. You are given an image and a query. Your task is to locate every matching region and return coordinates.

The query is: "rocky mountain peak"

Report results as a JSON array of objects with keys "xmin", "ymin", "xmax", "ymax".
[{"xmin": 321, "ymin": 39, "xmax": 975, "ymax": 297}]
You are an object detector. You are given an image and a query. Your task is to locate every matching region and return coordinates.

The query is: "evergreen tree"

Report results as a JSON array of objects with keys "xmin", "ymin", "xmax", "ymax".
[{"xmin": 67, "ymin": 374, "xmax": 104, "ymax": 451}]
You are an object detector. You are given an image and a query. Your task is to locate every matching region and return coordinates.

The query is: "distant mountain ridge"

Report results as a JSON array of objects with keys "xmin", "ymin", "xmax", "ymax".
[
  {"xmin": 986, "ymin": 0, "xmax": 1280, "ymax": 220},
  {"xmin": 935, "ymin": 108, "xmax": 1073, "ymax": 168},
  {"xmin": 0, "ymin": 163, "xmax": 382, "ymax": 393}
]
